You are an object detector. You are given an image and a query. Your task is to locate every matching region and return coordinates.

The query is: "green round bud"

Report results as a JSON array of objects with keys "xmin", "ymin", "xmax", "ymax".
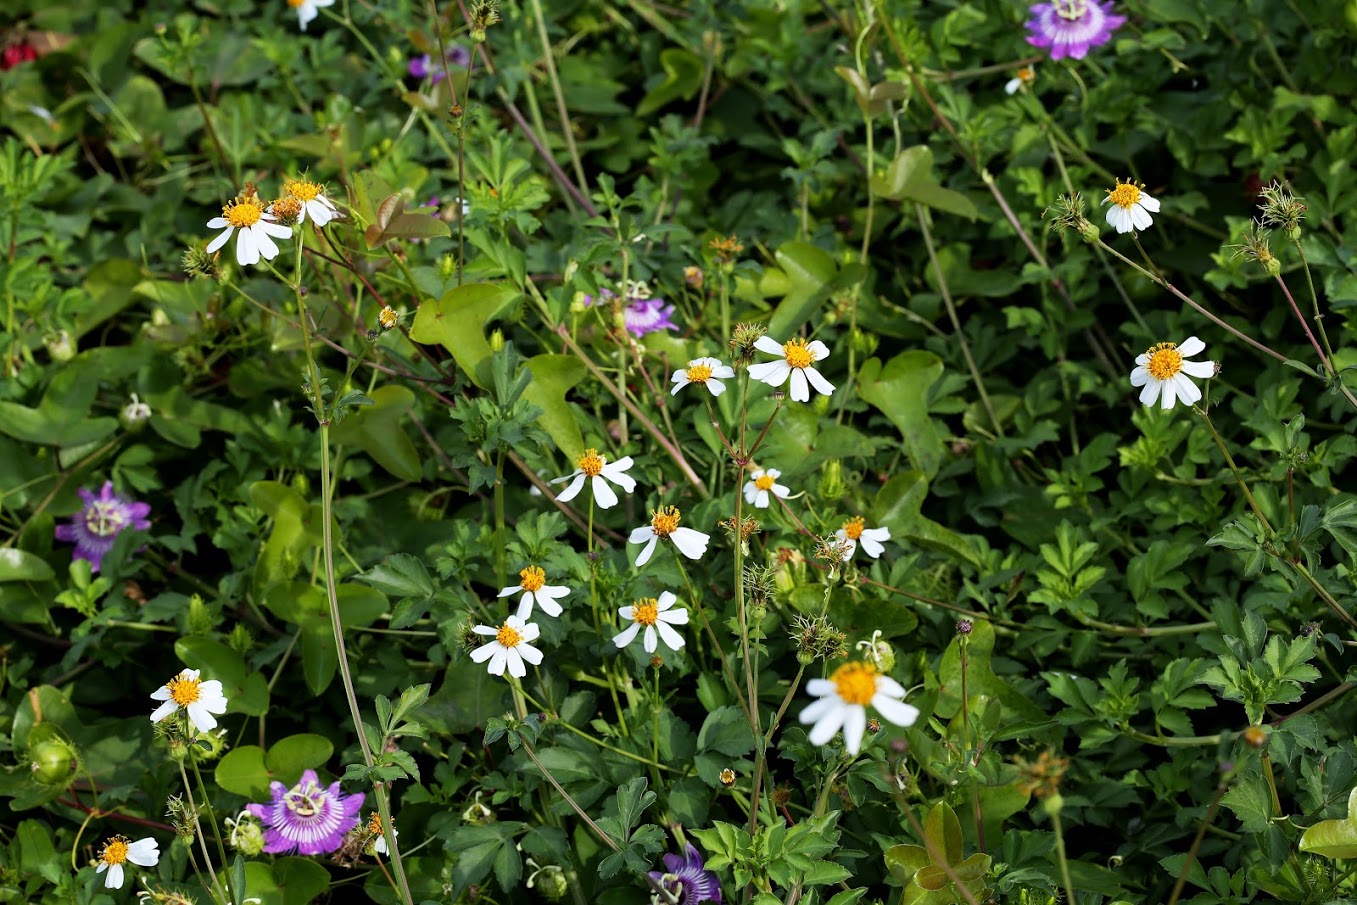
[
  {"xmin": 796, "ymin": 649, "xmax": 816, "ymax": 665},
  {"xmin": 1041, "ymin": 792, "xmax": 1064, "ymax": 817},
  {"xmin": 534, "ymin": 865, "xmax": 569, "ymax": 902},
  {"xmin": 1285, "ymin": 225, "xmax": 1302, "ymax": 241},
  {"xmin": 228, "ymin": 814, "xmax": 266, "ymax": 856},
  {"xmin": 471, "ymin": 27, "xmax": 487, "ymax": 43},
  {"xmin": 1262, "ymin": 257, "xmax": 1282, "ymax": 277},
  {"xmin": 29, "ymin": 738, "xmax": 79, "ymax": 787},
  {"xmin": 1078, "ymin": 221, "xmax": 1101, "ymax": 244},
  {"xmin": 45, "ymin": 330, "xmax": 75, "ymax": 363}
]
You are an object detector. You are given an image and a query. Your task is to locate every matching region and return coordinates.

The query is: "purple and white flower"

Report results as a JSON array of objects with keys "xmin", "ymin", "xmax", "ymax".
[
  {"xmin": 408, "ymin": 46, "xmax": 472, "ymax": 79},
  {"xmin": 55, "ymin": 481, "xmax": 151, "ymax": 573},
  {"xmin": 1024, "ymin": 0, "xmax": 1125, "ymax": 61},
  {"xmin": 246, "ymin": 769, "xmax": 365, "ymax": 856},
  {"xmin": 585, "ymin": 287, "xmax": 678, "ymax": 338},
  {"xmin": 649, "ymin": 843, "xmax": 723, "ymax": 905}
]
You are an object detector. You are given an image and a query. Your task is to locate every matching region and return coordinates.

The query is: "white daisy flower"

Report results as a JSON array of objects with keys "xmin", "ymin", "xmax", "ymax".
[
  {"xmin": 282, "ymin": 178, "xmax": 341, "ymax": 227},
  {"xmin": 798, "ymin": 661, "xmax": 919, "ymax": 756},
  {"xmin": 629, "ymin": 506, "xmax": 710, "ymax": 567},
  {"xmin": 1005, "ymin": 66, "xmax": 1035, "ymax": 95},
  {"xmin": 746, "ymin": 336, "xmax": 835, "ymax": 402},
  {"xmin": 835, "ymin": 516, "xmax": 890, "ymax": 561},
  {"xmin": 742, "ymin": 468, "xmax": 790, "ymax": 509},
  {"xmin": 470, "ymin": 616, "xmax": 543, "ymax": 679},
  {"xmin": 290, "ymin": 0, "xmax": 335, "ymax": 31},
  {"xmin": 205, "ymin": 196, "xmax": 293, "ymax": 267},
  {"xmin": 551, "ymin": 448, "xmax": 636, "ymax": 510},
  {"xmin": 670, "ymin": 357, "xmax": 736, "ymax": 397},
  {"xmin": 1129, "ymin": 336, "xmax": 1215, "ymax": 410},
  {"xmin": 95, "ymin": 835, "xmax": 159, "ymax": 889},
  {"xmin": 613, "ymin": 591, "xmax": 689, "ymax": 653},
  {"xmin": 149, "ymin": 669, "xmax": 229, "ymax": 734},
  {"xmin": 367, "ymin": 813, "xmax": 397, "ymax": 856},
  {"xmin": 1102, "ymin": 178, "xmax": 1161, "ymax": 234},
  {"xmin": 498, "ymin": 565, "xmax": 570, "ymax": 620}
]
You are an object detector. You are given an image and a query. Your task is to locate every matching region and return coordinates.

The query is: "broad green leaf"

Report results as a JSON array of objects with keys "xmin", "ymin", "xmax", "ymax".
[
  {"xmin": 216, "ymin": 745, "xmax": 271, "ymax": 799},
  {"xmin": 876, "ymin": 469, "xmax": 981, "ymax": 569},
  {"xmin": 265, "ymin": 734, "xmax": 335, "ymax": 786},
  {"xmin": 18, "ymin": 819, "xmax": 63, "ymax": 883},
  {"xmin": 409, "ymin": 283, "xmax": 519, "ymax": 389},
  {"xmin": 1222, "ymin": 770, "xmax": 1276, "ymax": 833},
  {"xmin": 923, "ymin": 801, "xmax": 964, "ymax": 866},
  {"xmin": 175, "ymin": 637, "xmax": 269, "ymax": 716},
  {"xmin": 856, "ymin": 352, "xmax": 946, "ymax": 479},
  {"xmin": 330, "ymin": 385, "xmax": 423, "ymax": 481},
  {"xmin": 523, "ymin": 354, "xmax": 588, "ymax": 459},
  {"xmin": 1300, "ymin": 788, "xmax": 1357, "ymax": 859},
  {"xmin": 357, "ymin": 553, "xmax": 435, "ymax": 599},
  {"xmin": 936, "ymin": 621, "xmax": 1045, "ymax": 723},
  {"xmin": 243, "ymin": 856, "xmax": 332, "ymax": 905},
  {"xmin": 637, "ymin": 48, "xmax": 704, "ymax": 116},
  {"xmin": 0, "ymin": 367, "xmax": 118, "ymax": 447},
  {"xmin": 0, "ymin": 548, "xmax": 54, "ymax": 582}
]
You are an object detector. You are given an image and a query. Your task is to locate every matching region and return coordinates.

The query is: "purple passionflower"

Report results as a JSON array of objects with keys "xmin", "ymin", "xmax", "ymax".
[
  {"xmin": 246, "ymin": 769, "xmax": 365, "ymax": 856},
  {"xmin": 1024, "ymin": 0, "xmax": 1125, "ymax": 61},
  {"xmin": 407, "ymin": 45, "xmax": 472, "ymax": 80},
  {"xmin": 649, "ymin": 844, "xmax": 722, "ymax": 905},
  {"xmin": 55, "ymin": 482, "xmax": 151, "ymax": 573},
  {"xmin": 586, "ymin": 288, "xmax": 678, "ymax": 338}
]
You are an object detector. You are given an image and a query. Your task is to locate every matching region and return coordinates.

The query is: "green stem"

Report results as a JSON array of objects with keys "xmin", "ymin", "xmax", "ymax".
[
  {"xmin": 527, "ymin": 0, "xmax": 589, "ymax": 196},
  {"xmin": 176, "ymin": 757, "xmax": 228, "ymax": 905},
  {"xmin": 1051, "ymin": 810, "xmax": 1077, "ymax": 905}
]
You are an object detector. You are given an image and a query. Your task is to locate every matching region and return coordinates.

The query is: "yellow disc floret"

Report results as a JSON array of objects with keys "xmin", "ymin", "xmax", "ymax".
[
  {"xmin": 222, "ymin": 199, "xmax": 264, "ymax": 228},
  {"xmin": 577, "ymin": 449, "xmax": 604, "ymax": 477},
  {"xmin": 496, "ymin": 622, "xmax": 523, "ymax": 648},
  {"xmin": 650, "ymin": 506, "xmax": 682, "ymax": 536},
  {"xmin": 285, "ymin": 179, "xmax": 324, "ymax": 202},
  {"xmin": 1106, "ymin": 179, "xmax": 1142, "ymax": 210},
  {"xmin": 99, "ymin": 836, "xmax": 131, "ymax": 866},
  {"xmin": 167, "ymin": 671, "xmax": 203, "ymax": 706},
  {"xmin": 830, "ymin": 661, "xmax": 879, "ymax": 706},
  {"xmin": 1144, "ymin": 342, "xmax": 1184, "ymax": 381},
  {"xmin": 632, "ymin": 598, "xmax": 659, "ymax": 626},
  {"xmin": 842, "ymin": 516, "xmax": 865, "ymax": 540},
  {"xmin": 686, "ymin": 363, "xmax": 713, "ymax": 383},
  {"xmin": 519, "ymin": 565, "xmax": 546, "ymax": 592},
  {"xmin": 783, "ymin": 337, "xmax": 814, "ymax": 369},
  {"xmin": 754, "ymin": 474, "xmax": 776, "ymax": 491}
]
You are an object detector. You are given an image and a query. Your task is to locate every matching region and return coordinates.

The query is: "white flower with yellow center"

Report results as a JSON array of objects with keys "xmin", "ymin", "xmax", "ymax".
[
  {"xmin": 289, "ymin": 0, "xmax": 335, "ymax": 31},
  {"xmin": 1129, "ymin": 336, "xmax": 1214, "ymax": 409},
  {"xmin": 149, "ymin": 668, "xmax": 229, "ymax": 733},
  {"xmin": 470, "ymin": 616, "xmax": 543, "ymax": 678},
  {"xmin": 834, "ymin": 516, "xmax": 890, "ymax": 560},
  {"xmin": 367, "ymin": 812, "xmax": 397, "ymax": 856},
  {"xmin": 798, "ymin": 661, "xmax": 919, "ymax": 755},
  {"xmin": 747, "ymin": 336, "xmax": 835, "ymax": 402},
  {"xmin": 613, "ymin": 591, "xmax": 689, "ymax": 653},
  {"xmin": 498, "ymin": 565, "xmax": 570, "ymax": 620},
  {"xmin": 206, "ymin": 197, "xmax": 293, "ymax": 266},
  {"xmin": 95, "ymin": 835, "xmax": 159, "ymax": 889},
  {"xmin": 630, "ymin": 506, "xmax": 710, "ymax": 567},
  {"xmin": 284, "ymin": 178, "xmax": 341, "ymax": 227},
  {"xmin": 551, "ymin": 448, "xmax": 636, "ymax": 509},
  {"xmin": 671, "ymin": 357, "xmax": 736, "ymax": 397},
  {"xmin": 1005, "ymin": 66, "xmax": 1036, "ymax": 95},
  {"xmin": 1102, "ymin": 178, "xmax": 1161, "ymax": 234},
  {"xmin": 742, "ymin": 468, "xmax": 790, "ymax": 509}
]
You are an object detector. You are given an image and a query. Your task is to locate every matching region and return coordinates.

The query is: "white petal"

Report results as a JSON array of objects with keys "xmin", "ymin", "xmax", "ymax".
[
  {"xmin": 555, "ymin": 473, "xmax": 587, "ymax": 502},
  {"xmin": 1135, "ymin": 353, "xmax": 1150, "ymax": 366},
  {"xmin": 235, "ymin": 229, "xmax": 260, "ymax": 266},
  {"xmin": 472, "ymin": 624, "xmax": 498, "ymax": 636},
  {"xmin": 712, "ymin": 366, "xmax": 735, "ymax": 378},
  {"xmin": 249, "ymin": 224, "xmax": 281, "ymax": 261},
  {"xmin": 643, "ymin": 625, "xmax": 658, "ymax": 653},
  {"xmin": 872, "ymin": 695, "xmax": 920, "ymax": 728},
  {"xmin": 875, "ymin": 675, "xmax": 906, "ymax": 697},
  {"xmin": 105, "ymin": 863, "xmax": 124, "ymax": 889},
  {"xmin": 613, "ymin": 622, "xmax": 642, "ymax": 648},
  {"xmin": 497, "ymin": 586, "xmax": 520, "ymax": 598},
  {"xmin": 488, "ymin": 648, "xmax": 508, "ymax": 676},
  {"xmin": 1177, "ymin": 336, "xmax": 1205, "ymax": 357},
  {"xmin": 186, "ymin": 702, "xmax": 219, "ymax": 733},
  {"xmin": 803, "ymin": 366, "xmax": 835, "ymax": 397},
  {"xmin": 747, "ymin": 360, "xmax": 791, "ymax": 387},
  {"xmin": 518, "ymin": 643, "xmax": 543, "ymax": 666},
  {"xmin": 805, "ymin": 678, "xmax": 835, "ymax": 696},
  {"xmin": 629, "ymin": 526, "xmax": 655, "ymax": 544},
  {"xmin": 260, "ymin": 220, "xmax": 293, "ymax": 239},
  {"xmin": 753, "ymin": 335, "xmax": 785, "ymax": 356},
  {"xmin": 659, "ymin": 607, "xmax": 689, "ymax": 625},
  {"xmin": 1174, "ymin": 373, "xmax": 1202, "ymax": 405},
  {"xmin": 1129, "ymin": 366, "xmax": 1150, "ymax": 387},
  {"xmin": 150, "ymin": 700, "xmax": 179, "ymax": 724},
  {"xmin": 707, "ymin": 379, "xmax": 726, "ymax": 396},
  {"xmin": 859, "ymin": 534, "xmax": 886, "ymax": 559},
  {"xmin": 807, "ymin": 706, "xmax": 847, "ymax": 746},
  {"xmin": 753, "ymin": 489, "xmax": 769, "ymax": 508},
  {"xmin": 634, "ymin": 536, "xmax": 659, "ymax": 567},
  {"xmin": 1138, "ymin": 380, "xmax": 1162, "ymax": 406},
  {"xmin": 743, "ymin": 483, "xmax": 758, "ymax": 504},
  {"xmin": 535, "ymin": 595, "xmax": 563, "ymax": 618},
  {"xmin": 657, "ymin": 591, "xmax": 678, "ymax": 607},
  {"xmin": 1107, "ymin": 206, "xmax": 1132, "ymax": 234},
  {"xmin": 505, "ymin": 648, "xmax": 526, "ymax": 678},
  {"xmin": 1160, "ymin": 375, "xmax": 1178, "ymax": 410},
  {"xmin": 205, "ymin": 217, "xmax": 230, "ymax": 229},
  {"xmin": 656, "ymin": 620, "xmax": 685, "ymax": 650},
  {"xmin": 618, "ymin": 606, "xmax": 635, "ymax": 620},
  {"xmin": 592, "ymin": 475, "xmax": 619, "ymax": 509},
  {"xmin": 205, "ymin": 226, "xmax": 233, "ymax": 254},
  {"xmin": 1005, "ymin": 78, "xmax": 1021, "ymax": 94},
  {"xmin": 1130, "ymin": 204, "xmax": 1154, "ymax": 230},
  {"xmin": 806, "ymin": 340, "xmax": 830, "ymax": 361},
  {"xmin": 470, "ymin": 643, "xmax": 497, "ymax": 663},
  {"xmin": 842, "ymin": 706, "xmax": 868, "ymax": 755},
  {"xmin": 670, "ymin": 375, "xmax": 690, "ymax": 395},
  {"xmin": 772, "ymin": 484, "xmax": 791, "ymax": 499},
  {"xmin": 798, "ymin": 696, "xmax": 838, "ymax": 725},
  {"xmin": 1180, "ymin": 359, "xmax": 1215, "ymax": 379},
  {"xmin": 670, "ymin": 528, "xmax": 710, "ymax": 560},
  {"xmin": 789, "ymin": 368, "xmax": 809, "ymax": 402},
  {"xmin": 1138, "ymin": 192, "xmax": 1161, "ymax": 213},
  {"xmin": 126, "ymin": 838, "xmax": 160, "ymax": 866}
]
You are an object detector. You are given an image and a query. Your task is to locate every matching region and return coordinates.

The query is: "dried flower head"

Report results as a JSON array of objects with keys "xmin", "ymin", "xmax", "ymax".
[
  {"xmin": 269, "ymin": 196, "xmax": 304, "ymax": 226},
  {"xmin": 1228, "ymin": 220, "xmax": 1281, "ymax": 277},
  {"xmin": 719, "ymin": 515, "xmax": 761, "ymax": 550},
  {"xmin": 743, "ymin": 563, "xmax": 777, "ymax": 607},
  {"xmin": 182, "ymin": 244, "xmax": 223, "ymax": 281},
  {"xmin": 708, "ymin": 234, "xmax": 744, "ymax": 265},
  {"xmin": 790, "ymin": 614, "xmax": 848, "ymax": 664},
  {"xmin": 1014, "ymin": 749, "xmax": 1069, "ymax": 799},
  {"xmin": 683, "ymin": 265, "xmax": 704, "ymax": 289}
]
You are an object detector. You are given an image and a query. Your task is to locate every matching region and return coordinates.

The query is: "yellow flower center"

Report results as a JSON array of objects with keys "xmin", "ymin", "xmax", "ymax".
[
  {"xmin": 286, "ymin": 179, "xmax": 323, "ymax": 201},
  {"xmin": 368, "ymin": 812, "xmax": 388, "ymax": 834},
  {"xmin": 1144, "ymin": 342, "xmax": 1184, "ymax": 381},
  {"xmin": 1018, "ymin": 67, "xmax": 1034, "ymax": 83},
  {"xmin": 270, "ymin": 197, "xmax": 303, "ymax": 221},
  {"xmin": 686, "ymin": 363, "xmax": 713, "ymax": 383},
  {"xmin": 222, "ymin": 199, "xmax": 264, "ymax": 228},
  {"xmin": 496, "ymin": 623, "xmax": 523, "ymax": 647},
  {"xmin": 754, "ymin": 474, "xmax": 776, "ymax": 491},
  {"xmin": 650, "ymin": 506, "xmax": 681, "ymax": 536},
  {"xmin": 100, "ymin": 836, "xmax": 130, "ymax": 866},
  {"xmin": 167, "ymin": 672, "xmax": 202, "ymax": 706},
  {"xmin": 830, "ymin": 661, "xmax": 879, "ymax": 706},
  {"xmin": 783, "ymin": 337, "xmax": 814, "ymax": 369},
  {"xmin": 632, "ymin": 598, "xmax": 659, "ymax": 626},
  {"xmin": 842, "ymin": 516, "xmax": 865, "ymax": 540},
  {"xmin": 1107, "ymin": 179, "xmax": 1142, "ymax": 210},
  {"xmin": 1053, "ymin": 0, "xmax": 1088, "ymax": 19},
  {"xmin": 577, "ymin": 448, "xmax": 604, "ymax": 478},
  {"xmin": 288, "ymin": 0, "xmax": 305, "ymax": 6},
  {"xmin": 519, "ymin": 565, "xmax": 546, "ymax": 592},
  {"xmin": 378, "ymin": 306, "xmax": 398, "ymax": 329}
]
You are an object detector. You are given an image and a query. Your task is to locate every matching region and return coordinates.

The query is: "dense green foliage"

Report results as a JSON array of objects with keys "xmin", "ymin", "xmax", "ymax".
[{"xmin": 2, "ymin": 1, "xmax": 1357, "ymax": 904}]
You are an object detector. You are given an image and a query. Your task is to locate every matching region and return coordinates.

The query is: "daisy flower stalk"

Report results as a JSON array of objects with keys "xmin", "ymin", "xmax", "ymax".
[
  {"xmin": 206, "ymin": 195, "xmax": 293, "ymax": 266},
  {"xmin": 1103, "ymin": 178, "xmax": 1160, "ymax": 235},
  {"xmin": 742, "ymin": 468, "xmax": 790, "ymax": 509},
  {"xmin": 798, "ymin": 660, "xmax": 920, "ymax": 755},
  {"xmin": 289, "ymin": 0, "xmax": 335, "ymax": 31},
  {"xmin": 1129, "ymin": 336, "xmax": 1215, "ymax": 410},
  {"xmin": 246, "ymin": 769, "xmax": 365, "ymax": 855},
  {"xmin": 55, "ymin": 481, "xmax": 151, "ymax": 573},
  {"xmin": 630, "ymin": 506, "xmax": 710, "ymax": 567},
  {"xmin": 747, "ymin": 336, "xmax": 835, "ymax": 402},
  {"xmin": 613, "ymin": 591, "xmax": 689, "ymax": 653},
  {"xmin": 551, "ymin": 448, "xmax": 636, "ymax": 510},
  {"xmin": 671, "ymin": 357, "xmax": 736, "ymax": 397},
  {"xmin": 1024, "ymin": 0, "xmax": 1125, "ymax": 61},
  {"xmin": 470, "ymin": 615, "xmax": 544, "ymax": 678},
  {"xmin": 149, "ymin": 669, "xmax": 229, "ymax": 734},
  {"xmin": 95, "ymin": 836, "xmax": 159, "ymax": 889},
  {"xmin": 498, "ymin": 565, "xmax": 570, "ymax": 620},
  {"xmin": 835, "ymin": 516, "xmax": 891, "ymax": 560}
]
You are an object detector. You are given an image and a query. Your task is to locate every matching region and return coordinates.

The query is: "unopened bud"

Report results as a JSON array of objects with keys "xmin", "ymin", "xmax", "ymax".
[
  {"xmin": 956, "ymin": 619, "xmax": 973, "ymax": 636},
  {"xmin": 29, "ymin": 737, "xmax": 79, "ymax": 787},
  {"xmin": 186, "ymin": 594, "xmax": 214, "ymax": 635},
  {"xmin": 719, "ymin": 768, "xmax": 736, "ymax": 786},
  {"xmin": 818, "ymin": 459, "xmax": 844, "ymax": 500},
  {"xmin": 1041, "ymin": 792, "xmax": 1064, "ymax": 817},
  {"xmin": 1242, "ymin": 725, "xmax": 1267, "ymax": 748},
  {"xmin": 1078, "ymin": 220, "xmax": 1101, "ymax": 244},
  {"xmin": 489, "ymin": 328, "xmax": 505, "ymax": 352},
  {"xmin": 45, "ymin": 330, "xmax": 75, "ymax": 362},
  {"xmin": 120, "ymin": 394, "xmax": 153, "ymax": 431}
]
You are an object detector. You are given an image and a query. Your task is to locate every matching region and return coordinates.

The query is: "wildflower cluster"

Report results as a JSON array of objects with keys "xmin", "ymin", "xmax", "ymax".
[{"xmin": 203, "ymin": 179, "xmax": 341, "ymax": 267}]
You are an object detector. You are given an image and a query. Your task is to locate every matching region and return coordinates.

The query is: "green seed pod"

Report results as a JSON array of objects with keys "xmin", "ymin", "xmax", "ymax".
[{"xmin": 28, "ymin": 737, "xmax": 79, "ymax": 787}]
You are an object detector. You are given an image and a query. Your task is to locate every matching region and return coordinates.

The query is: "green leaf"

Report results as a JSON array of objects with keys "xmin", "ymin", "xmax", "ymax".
[
  {"xmin": 409, "ymin": 283, "xmax": 519, "ymax": 389},
  {"xmin": 363, "ymin": 192, "xmax": 451, "ymax": 248},
  {"xmin": 923, "ymin": 800, "xmax": 964, "ymax": 866},
  {"xmin": 265, "ymin": 734, "xmax": 335, "ymax": 785},
  {"xmin": 875, "ymin": 470, "xmax": 981, "ymax": 568},
  {"xmin": 873, "ymin": 145, "xmax": 978, "ymax": 219},
  {"xmin": 856, "ymin": 352, "xmax": 946, "ymax": 479},
  {"xmin": 0, "ymin": 548, "xmax": 54, "ymax": 582},
  {"xmin": 174, "ymin": 636, "xmax": 269, "ymax": 716},
  {"xmin": 357, "ymin": 553, "xmax": 435, "ymax": 600},
  {"xmin": 697, "ymin": 706, "xmax": 757, "ymax": 757},
  {"xmin": 243, "ymin": 856, "xmax": 332, "ymax": 905},
  {"xmin": 1222, "ymin": 770, "xmax": 1276, "ymax": 833},
  {"xmin": 523, "ymin": 354, "xmax": 588, "ymax": 459},
  {"xmin": 0, "ymin": 367, "xmax": 118, "ymax": 447},
  {"xmin": 17, "ymin": 819, "xmax": 63, "ymax": 884},
  {"xmin": 637, "ymin": 48, "xmax": 705, "ymax": 116},
  {"xmin": 216, "ymin": 745, "xmax": 271, "ymax": 799},
  {"xmin": 937, "ymin": 621, "xmax": 1045, "ymax": 724},
  {"xmin": 1300, "ymin": 788, "xmax": 1357, "ymax": 859},
  {"xmin": 330, "ymin": 385, "xmax": 423, "ymax": 481}
]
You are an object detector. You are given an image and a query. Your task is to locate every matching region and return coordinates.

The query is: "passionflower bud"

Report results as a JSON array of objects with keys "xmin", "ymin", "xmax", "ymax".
[{"xmin": 28, "ymin": 737, "xmax": 79, "ymax": 787}]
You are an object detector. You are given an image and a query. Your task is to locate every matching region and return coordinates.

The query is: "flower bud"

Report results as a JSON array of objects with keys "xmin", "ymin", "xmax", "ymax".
[
  {"xmin": 45, "ymin": 330, "xmax": 75, "ymax": 362},
  {"xmin": 683, "ymin": 265, "xmax": 704, "ymax": 289},
  {"xmin": 850, "ymin": 328, "xmax": 878, "ymax": 358},
  {"xmin": 531, "ymin": 865, "xmax": 568, "ymax": 901},
  {"xmin": 186, "ymin": 594, "xmax": 214, "ymax": 635},
  {"xmin": 191, "ymin": 729, "xmax": 229, "ymax": 763},
  {"xmin": 1078, "ymin": 220, "xmax": 1101, "ymax": 244},
  {"xmin": 489, "ymin": 329, "xmax": 505, "ymax": 352},
  {"xmin": 120, "ymin": 394, "xmax": 152, "ymax": 432},
  {"xmin": 1041, "ymin": 792, "xmax": 1064, "ymax": 817},
  {"xmin": 1242, "ymin": 725, "xmax": 1267, "ymax": 748},
  {"xmin": 227, "ymin": 811, "xmax": 266, "ymax": 856},
  {"xmin": 28, "ymin": 737, "xmax": 79, "ymax": 787},
  {"xmin": 719, "ymin": 768, "xmax": 736, "ymax": 786},
  {"xmin": 956, "ymin": 618, "xmax": 973, "ymax": 636},
  {"xmin": 818, "ymin": 459, "xmax": 844, "ymax": 500}
]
